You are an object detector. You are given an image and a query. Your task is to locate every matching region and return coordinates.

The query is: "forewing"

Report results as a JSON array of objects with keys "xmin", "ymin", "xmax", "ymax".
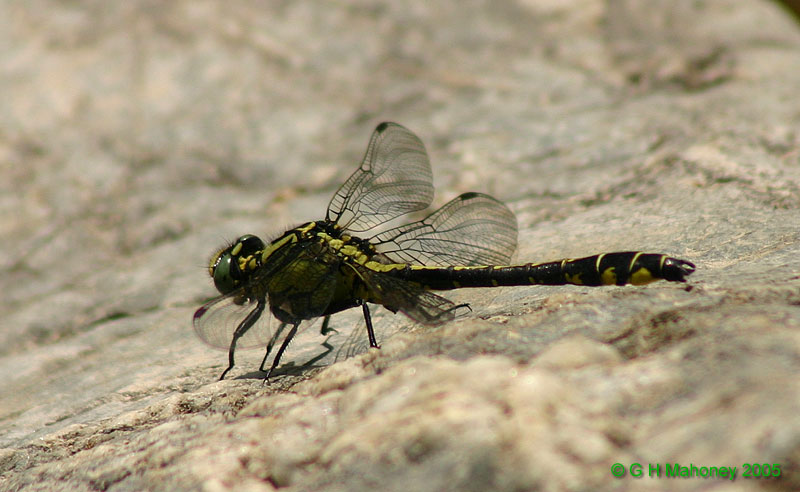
[
  {"xmin": 371, "ymin": 192, "xmax": 518, "ymax": 266},
  {"xmin": 326, "ymin": 122, "xmax": 434, "ymax": 233}
]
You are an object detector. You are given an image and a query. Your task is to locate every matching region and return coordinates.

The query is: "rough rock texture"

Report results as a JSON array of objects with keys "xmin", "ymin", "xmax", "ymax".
[{"xmin": 2, "ymin": 1, "xmax": 799, "ymax": 491}]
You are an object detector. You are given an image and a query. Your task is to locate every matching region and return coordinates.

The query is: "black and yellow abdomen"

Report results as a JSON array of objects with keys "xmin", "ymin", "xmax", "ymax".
[{"xmin": 388, "ymin": 252, "xmax": 695, "ymax": 290}]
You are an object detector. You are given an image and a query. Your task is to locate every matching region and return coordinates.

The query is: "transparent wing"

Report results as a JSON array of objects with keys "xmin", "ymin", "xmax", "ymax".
[
  {"xmin": 193, "ymin": 294, "xmax": 275, "ymax": 350},
  {"xmin": 326, "ymin": 122, "xmax": 434, "ymax": 233},
  {"xmin": 354, "ymin": 264, "xmax": 469, "ymax": 326},
  {"xmin": 334, "ymin": 306, "xmax": 405, "ymax": 361},
  {"xmin": 370, "ymin": 192, "xmax": 518, "ymax": 266}
]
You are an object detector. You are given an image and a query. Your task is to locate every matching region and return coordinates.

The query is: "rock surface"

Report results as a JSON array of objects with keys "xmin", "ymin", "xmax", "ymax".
[{"xmin": 2, "ymin": 1, "xmax": 800, "ymax": 491}]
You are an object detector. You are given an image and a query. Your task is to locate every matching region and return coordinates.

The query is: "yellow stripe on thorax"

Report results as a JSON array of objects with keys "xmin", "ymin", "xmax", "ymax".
[
  {"xmin": 316, "ymin": 231, "xmax": 374, "ymax": 265},
  {"xmin": 260, "ymin": 222, "xmax": 316, "ymax": 263}
]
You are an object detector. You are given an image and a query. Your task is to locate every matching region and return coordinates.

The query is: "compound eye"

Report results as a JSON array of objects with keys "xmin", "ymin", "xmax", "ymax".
[
  {"xmin": 209, "ymin": 235, "xmax": 265, "ymax": 295},
  {"xmin": 211, "ymin": 250, "xmax": 237, "ymax": 295}
]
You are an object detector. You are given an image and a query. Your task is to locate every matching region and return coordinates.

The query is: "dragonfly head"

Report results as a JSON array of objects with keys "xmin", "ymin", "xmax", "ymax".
[{"xmin": 209, "ymin": 234, "xmax": 266, "ymax": 295}]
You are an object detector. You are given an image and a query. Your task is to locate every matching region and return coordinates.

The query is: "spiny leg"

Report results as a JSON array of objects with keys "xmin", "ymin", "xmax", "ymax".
[
  {"xmin": 360, "ymin": 301, "xmax": 381, "ymax": 349},
  {"xmin": 220, "ymin": 300, "xmax": 266, "ymax": 380},
  {"xmin": 263, "ymin": 323, "xmax": 300, "ymax": 382}
]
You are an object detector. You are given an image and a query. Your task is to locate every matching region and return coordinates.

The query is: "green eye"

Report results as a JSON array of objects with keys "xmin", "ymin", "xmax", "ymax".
[
  {"xmin": 209, "ymin": 235, "xmax": 266, "ymax": 295},
  {"xmin": 211, "ymin": 250, "xmax": 236, "ymax": 294}
]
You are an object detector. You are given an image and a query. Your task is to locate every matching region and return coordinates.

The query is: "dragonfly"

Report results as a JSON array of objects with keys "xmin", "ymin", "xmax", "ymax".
[{"xmin": 193, "ymin": 122, "xmax": 695, "ymax": 380}]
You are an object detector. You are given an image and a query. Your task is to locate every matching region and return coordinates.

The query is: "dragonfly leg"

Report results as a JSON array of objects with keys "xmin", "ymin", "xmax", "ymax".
[
  {"xmin": 220, "ymin": 300, "xmax": 266, "ymax": 380},
  {"xmin": 361, "ymin": 301, "xmax": 381, "ymax": 349},
  {"xmin": 319, "ymin": 315, "xmax": 336, "ymax": 335},
  {"xmin": 259, "ymin": 322, "xmax": 289, "ymax": 373},
  {"xmin": 263, "ymin": 323, "xmax": 299, "ymax": 382}
]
